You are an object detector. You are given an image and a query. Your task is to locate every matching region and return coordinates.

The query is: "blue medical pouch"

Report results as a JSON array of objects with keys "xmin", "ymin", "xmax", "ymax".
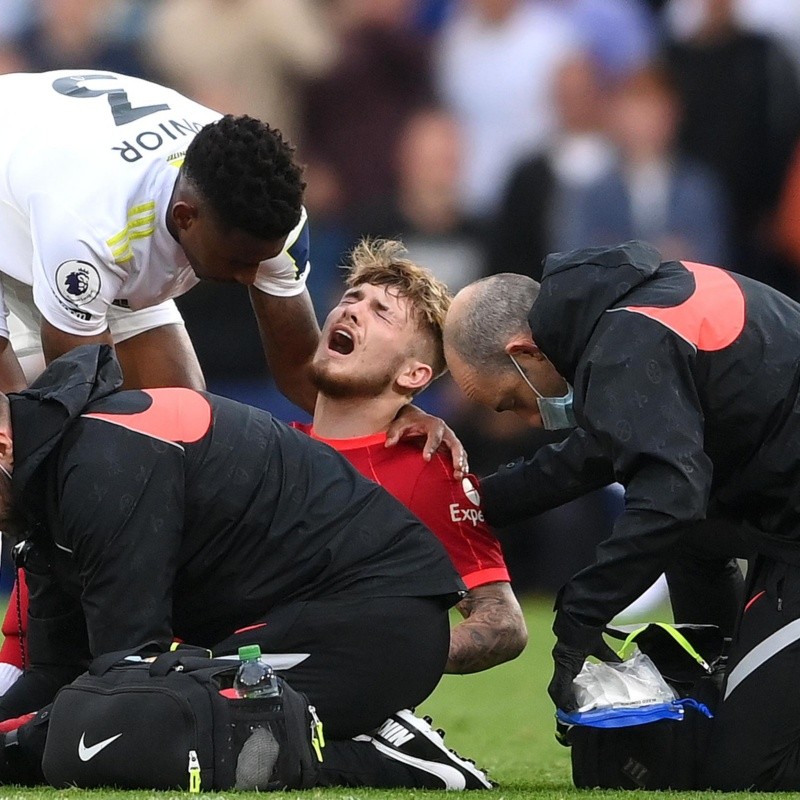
[{"xmin": 557, "ymin": 623, "xmax": 724, "ymax": 789}]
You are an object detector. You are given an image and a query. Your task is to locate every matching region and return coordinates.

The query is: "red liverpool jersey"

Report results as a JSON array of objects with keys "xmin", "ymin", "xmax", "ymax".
[{"xmin": 294, "ymin": 425, "xmax": 509, "ymax": 590}]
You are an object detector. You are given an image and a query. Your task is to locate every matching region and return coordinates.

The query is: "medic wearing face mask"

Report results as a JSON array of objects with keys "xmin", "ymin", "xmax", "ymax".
[
  {"xmin": 445, "ymin": 240, "xmax": 800, "ymax": 790},
  {"xmin": 507, "ymin": 353, "xmax": 577, "ymax": 430}
]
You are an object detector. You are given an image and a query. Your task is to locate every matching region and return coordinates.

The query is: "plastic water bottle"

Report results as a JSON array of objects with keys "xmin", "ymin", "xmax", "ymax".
[{"xmin": 233, "ymin": 645, "xmax": 280, "ymax": 699}]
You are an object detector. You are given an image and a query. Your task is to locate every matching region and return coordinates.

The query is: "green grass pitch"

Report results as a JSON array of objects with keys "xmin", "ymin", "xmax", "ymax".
[{"xmin": 0, "ymin": 597, "xmax": 787, "ymax": 799}]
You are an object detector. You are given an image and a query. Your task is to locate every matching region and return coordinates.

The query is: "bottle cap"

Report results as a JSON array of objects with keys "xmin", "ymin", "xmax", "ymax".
[{"xmin": 238, "ymin": 644, "xmax": 262, "ymax": 661}]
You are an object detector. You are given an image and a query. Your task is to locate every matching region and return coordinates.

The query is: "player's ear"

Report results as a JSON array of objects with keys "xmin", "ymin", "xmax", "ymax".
[
  {"xmin": 396, "ymin": 360, "xmax": 433, "ymax": 394},
  {"xmin": 171, "ymin": 200, "xmax": 198, "ymax": 232}
]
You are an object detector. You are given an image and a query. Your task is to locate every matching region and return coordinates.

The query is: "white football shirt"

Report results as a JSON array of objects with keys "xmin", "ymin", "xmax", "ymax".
[{"xmin": 0, "ymin": 70, "xmax": 309, "ymax": 339}]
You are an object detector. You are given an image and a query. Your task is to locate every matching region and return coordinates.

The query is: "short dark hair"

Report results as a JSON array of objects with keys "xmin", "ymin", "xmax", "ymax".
[
  {"xmin": 445, "ymin": 273, "xmax": 540, "ymax": 371},
  {"xmin": 182, "ymin": 115, "xmax": 305, "ymax": 240}
]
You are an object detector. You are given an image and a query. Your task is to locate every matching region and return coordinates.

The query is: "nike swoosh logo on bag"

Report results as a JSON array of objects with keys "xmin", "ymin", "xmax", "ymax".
[{"xmin": 78, "ymin": 732, "xmax": 123, "ymax": 761}]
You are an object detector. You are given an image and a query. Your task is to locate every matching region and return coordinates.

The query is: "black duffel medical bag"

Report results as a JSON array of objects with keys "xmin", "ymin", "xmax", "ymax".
[
  {"xmin": 40, "ymin": 647, "xmax": 325, "ymax": 791},
  {"xmin": 558, "ymin": 622, "xmax": 726, "ymax": 790}
]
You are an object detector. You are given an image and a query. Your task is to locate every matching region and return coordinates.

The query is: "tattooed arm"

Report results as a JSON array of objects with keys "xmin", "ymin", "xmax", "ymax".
[{"xmin": 446, "ymin": 582, "xmax": 528, "ymax": 674}]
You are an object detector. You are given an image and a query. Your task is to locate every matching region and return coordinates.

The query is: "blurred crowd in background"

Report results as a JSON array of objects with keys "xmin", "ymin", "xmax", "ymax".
[{"xmin": 1, "ymin": 0, "xmax": 800, "ymax": 596}]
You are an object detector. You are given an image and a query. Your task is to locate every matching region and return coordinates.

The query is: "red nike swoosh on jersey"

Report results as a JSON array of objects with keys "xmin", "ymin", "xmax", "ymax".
[
  {"xmin": 83, "ymin": 388, "xmax": 212, "ymax": 443},
  {"xmin": 620, "ymin": 261, "xmax": 746, "ymax": 351}
]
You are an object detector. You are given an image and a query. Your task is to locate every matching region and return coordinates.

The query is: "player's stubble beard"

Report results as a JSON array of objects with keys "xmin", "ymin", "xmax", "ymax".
[{"xmin": 310, "ymin": 353, "xmax": 405, "ymax": 400}]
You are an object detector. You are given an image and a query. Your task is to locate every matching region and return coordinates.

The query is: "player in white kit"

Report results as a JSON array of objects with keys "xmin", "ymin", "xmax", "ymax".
[{"xmin": 0, "ymin": 70, "xmax": 318, "ymax": 407}]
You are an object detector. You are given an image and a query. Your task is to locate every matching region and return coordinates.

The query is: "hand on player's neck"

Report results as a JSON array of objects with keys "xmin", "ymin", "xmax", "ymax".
[{"xmin": 312, "ymin": 392, "xmax": 409, "ymax": 440}]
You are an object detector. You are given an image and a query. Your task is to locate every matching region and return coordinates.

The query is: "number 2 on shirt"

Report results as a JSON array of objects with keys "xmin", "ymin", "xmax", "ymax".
[{"xmin": 53, "ymin": 74, "xmax": 170, "ymax": 127}]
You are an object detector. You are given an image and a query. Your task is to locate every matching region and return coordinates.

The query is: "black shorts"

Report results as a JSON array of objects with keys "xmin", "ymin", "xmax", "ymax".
[{"xmin": 212, "ymin": 594, "xmax": 450, "ymax": 739}]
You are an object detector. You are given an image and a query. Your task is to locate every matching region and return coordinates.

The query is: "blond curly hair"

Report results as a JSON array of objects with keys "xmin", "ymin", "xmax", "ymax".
[{"xmin": 345, "ymin": 238, "xmax": 452, "ymax": 378}]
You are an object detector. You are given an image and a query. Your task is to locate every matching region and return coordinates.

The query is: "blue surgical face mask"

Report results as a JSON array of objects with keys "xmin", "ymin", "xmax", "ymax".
[{"xmin": 508, "ymin": 354, "xmax": 577, "ymax": 430}]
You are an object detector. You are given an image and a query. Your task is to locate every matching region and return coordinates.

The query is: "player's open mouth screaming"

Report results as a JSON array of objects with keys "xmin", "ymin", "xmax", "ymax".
[{"xmin": 328, "ymin": 327, "xmax": 355, "ymax": 355}]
